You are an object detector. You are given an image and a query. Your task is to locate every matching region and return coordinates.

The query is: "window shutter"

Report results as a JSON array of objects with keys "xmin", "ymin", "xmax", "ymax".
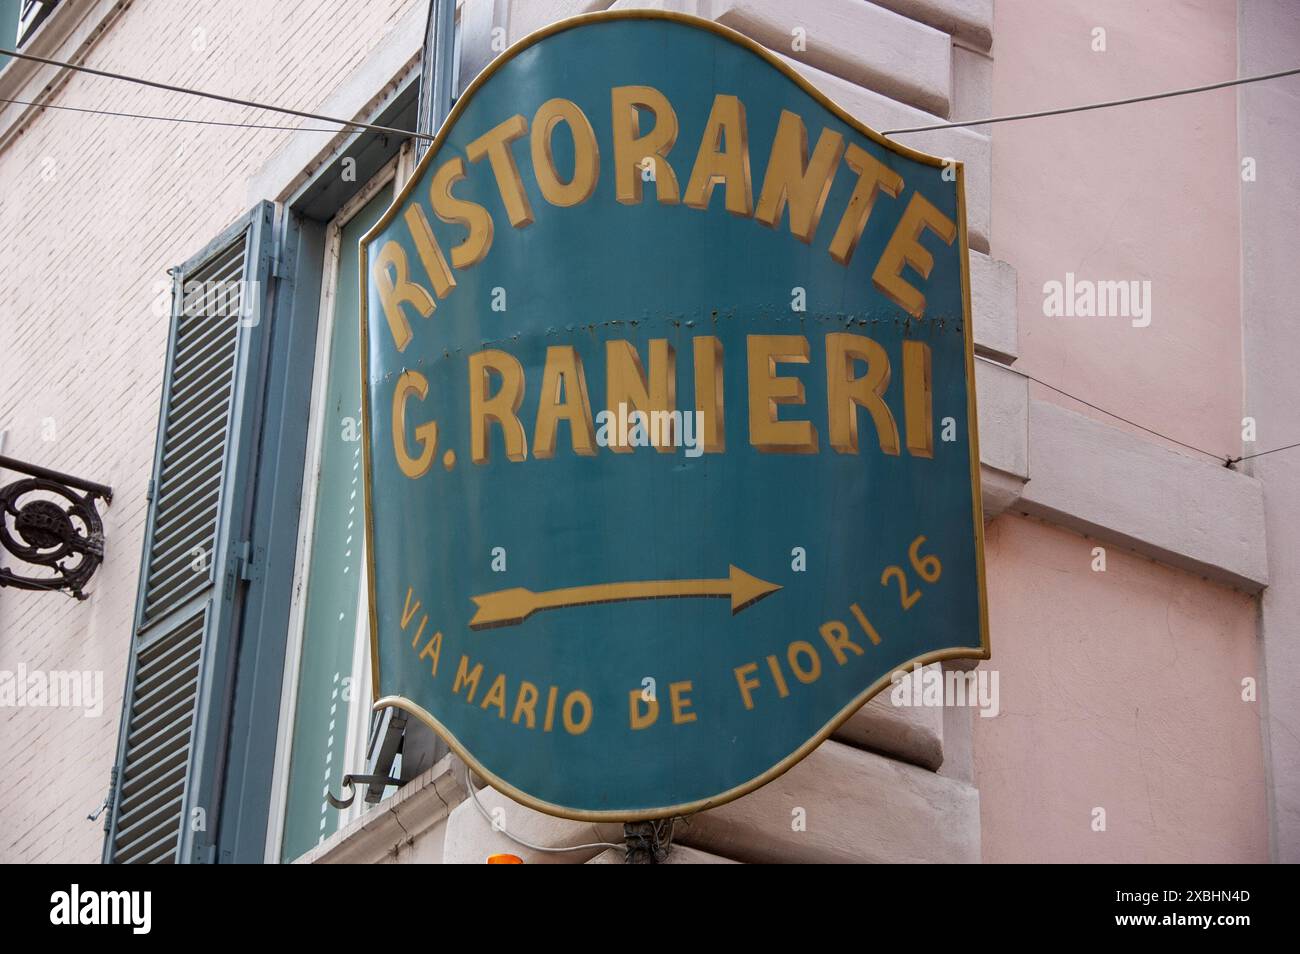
[{"xmin": 104, "ymin": 201, "xmax": 276, "ymax": 864}]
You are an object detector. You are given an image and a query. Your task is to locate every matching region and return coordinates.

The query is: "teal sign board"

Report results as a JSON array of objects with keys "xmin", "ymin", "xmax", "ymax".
[{"xmin": 361, "ymin": 11, "xmax": 988, "ymax": 820}]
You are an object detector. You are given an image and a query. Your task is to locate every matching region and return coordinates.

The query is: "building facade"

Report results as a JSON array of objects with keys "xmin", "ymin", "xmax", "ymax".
[{"xmin": 0, "ymin": 0, "xmax": 1295, "ymax": 863}]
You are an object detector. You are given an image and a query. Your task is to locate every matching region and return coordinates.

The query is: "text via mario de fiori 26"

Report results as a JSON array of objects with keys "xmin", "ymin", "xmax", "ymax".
[{"xmin": 396, "ymin": 532, "xmax": 944, "ymax": 738}]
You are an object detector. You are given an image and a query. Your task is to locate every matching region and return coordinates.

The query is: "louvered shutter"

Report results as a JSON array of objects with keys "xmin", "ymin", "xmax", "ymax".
[{"xmin": 104, "ymin": 202, "xmax": 276, "ymax": 864}]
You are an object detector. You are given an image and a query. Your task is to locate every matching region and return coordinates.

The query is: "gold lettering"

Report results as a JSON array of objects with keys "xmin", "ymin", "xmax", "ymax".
[
  {"xmin": 531, "ymin": 98, "xmax": 600, "ymax": 207},
  {"xmin": 534, "ymin": 345, "xmax": 597, "ymax": 458},
  {"xmin": 754, "ymin": 110, "xmax": 844, "ymax": 243},
  {"xmin": 747, "ymin": 334, "xmax": 817, "ymax": 453},
  {"xmin": 392, "ymin": 370, "xmax": 439, "ymax": 477},
  {"xmin": 787, "ymin": 641, "xmax": 821, "ymax": 684},
  {"xmin": 765, "ymin": 654, "xmax": 789, "ymax": 698},
  {"xmin": 683, "ymin": 93, "xmax": 752, "ymax": 216},
  {"xmin": 606, "ymin": 339, "xmax": 676, "ymax": 453},
  {"xmin": 431, "ymin": 156, "xmax": 494, "ymax": 268},
  {"xmin": 466, "ymin": 114, "xmax": 534, "ymax": 228},
  {"xmin": 734, "ymin": 662, "xmax": 761, "ymax": 710},
  {"xmin": 669, "ymin": 680, "xmax": 697, "ymax": 725},
  {"xmin": 693, "ymin": 335, "xmax": 725, "ymax": 453},
  {"xmin": 872, "ymin": 191, "xmax": 957, "ymax": 318},
  {"xmin": 828, "ymin": 143, "xmax": 903, "ymax": 266},
  {"xmin": 818, "ymin": 620, "xmax": 863, "ymax": 665},
  {"xmin": 902, "ymin": 340, "xmax": 933, "ymax": 457},
  {"xmin": 400, "ymin": 587, "xmax": 421, "ymax": 630},
  {"xmin": 418, "ymin": 630, "xmax": 442, "ymax": 676},
  {"xmin": 611, "ymin": 85, "xmax": 680, "ymax": 204},
  {"xmin": 629, "ymin": 689, "xmax": 658, "ymax": 729},
  {"xmin": 372, "ymin": 241, "xmax": 434, "ymax": 353},
  {"xmin": 402, "ymin": 203, "xmax": 456, "ymax": 299},
  {"xmin": 543, "ymin": 685, "xmax": 559, "ymax": 732},
  {"xmin": 513, "ymin": 681, "xmax": 539, "ymax": 728},
  {"xmin": 562, "ymin": 690, "xmax": 593, "ymax": 735},
  {"xmin": 453, "ymin": 655, "xmax": 484, "ymax": 703},
  {"xmin": 825, "ymin": 332, "xmax": 899, "ymax": 455},
  {"xmin": 480, "ymin": 674, "xmax": 508, "ymax": 718},
  {"xmin": 469, "ymin": 350, "xmax": 528, "ymax": 464},
  {"xmin": 849, "ymin": 602, "xmax": 883, "ymax": 646}
]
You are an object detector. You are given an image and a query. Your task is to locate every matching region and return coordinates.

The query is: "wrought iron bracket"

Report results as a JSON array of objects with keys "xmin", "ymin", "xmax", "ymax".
[
  {"xmin": 326, "ymin": 773, "xmax": 405, "ymax": 810},
  {"xmin": 0, "ymin": 455, "xmax": 113, "ymax": 600}
]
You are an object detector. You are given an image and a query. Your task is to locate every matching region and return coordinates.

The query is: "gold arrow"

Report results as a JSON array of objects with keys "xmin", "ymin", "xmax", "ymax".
[{"xmin": 469, "ymin": 565, "xmax": 782, "ymax": 630}]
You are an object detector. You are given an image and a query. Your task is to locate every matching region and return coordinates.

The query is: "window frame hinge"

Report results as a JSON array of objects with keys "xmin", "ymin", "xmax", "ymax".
[
  {"xmin": 191, "ymin": 841, "xmax": 218, "ymax": 864},
  {"xmin": 223, "ymin": 541, "xmax": 262, "ymax": 600},
  {"xmin": 236, "ymin": 540, "xmax": 263, "ymax": 584},
  {"xmin": 91, "ymin": 764, "xmax": 118, "ymax": 831}
]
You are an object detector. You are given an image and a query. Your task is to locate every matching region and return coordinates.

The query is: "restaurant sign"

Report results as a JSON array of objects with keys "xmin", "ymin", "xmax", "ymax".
[{"xmin": 361, "ymin": 11, "xmax": 988, "ymax": 820}]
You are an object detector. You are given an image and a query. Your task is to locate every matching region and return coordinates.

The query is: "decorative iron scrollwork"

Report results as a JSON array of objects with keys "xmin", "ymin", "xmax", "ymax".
[{"xmin": 0, "ymin": 456, "xmax": 112, "ymax": 600}]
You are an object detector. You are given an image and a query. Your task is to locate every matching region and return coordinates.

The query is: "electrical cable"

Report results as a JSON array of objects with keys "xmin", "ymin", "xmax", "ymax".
[
  {"xmin": 974, "ymin": 354, "xmax": 1228, "ymax": 462},
  {"xmin": 462, "ymin": 764, "xmax": 622, "ymax": 855},
  {"xmin": 4, "ymin": 46, "xmax": 1296, "ymax": 144},
  {"xmin": 977, "ymin": 356, "xmax": 1300, "ymax": 468},
  {"xmin": 1231, "ymin": 441, "xmax": 1300, "ymax": 465},
  {"xmin": 0, "ymin": 94, "xmax": 354, "ymax": 133},
  {"xmin": 0, "ymin": 44, "xmax": 434, "ymax": 141},
  {"xmin": 882, "ymin": 65, "xmax": 1300, "ymax": 134}
]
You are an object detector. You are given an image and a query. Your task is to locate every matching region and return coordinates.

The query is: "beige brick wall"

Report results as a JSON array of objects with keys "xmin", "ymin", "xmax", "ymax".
[{"xmin": 0, "ymin": 0, "xmax": 420, "ymax": 864}]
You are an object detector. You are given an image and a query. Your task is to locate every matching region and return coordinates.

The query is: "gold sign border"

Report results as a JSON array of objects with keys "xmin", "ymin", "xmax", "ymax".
[{"xmin": 359, "ymin": 9, "xmax": 990, "ymax": 823}]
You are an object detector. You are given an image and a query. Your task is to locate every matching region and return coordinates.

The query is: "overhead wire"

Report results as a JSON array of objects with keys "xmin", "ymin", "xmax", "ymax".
[
  {"xmin": 0, "ymin": 94, "xmax": 356, "ymax": 133},
  {"xmin": 0, "ymin": 44, "xmax": 435, "ymax": 141},
  {"xmin": 974, "ymin": 355, "xmax": 1228, "ymax": 463},
  {"xmin": 882, "ymin": 65, "xmax": 1300, "ymax": 134},
  {"xmin": 975, "ymin": 356, "xmax": 1298, "ymax": 469},
  {"xmin": 1230, "ymin": 441, "xmax": 1300, "ymax": 466},
  {"xmin": 5, "ymin": 46, "xmax": 1298, "ymax": 142}
]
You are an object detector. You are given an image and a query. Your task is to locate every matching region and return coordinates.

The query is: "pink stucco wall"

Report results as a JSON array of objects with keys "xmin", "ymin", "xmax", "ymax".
[
  {"xmin": 991, "ymin": 0, "xmax": 1243, "ymax": 459},
  {"xmin": 975, "ymin": 0, "xmax": 1265, "ymax": 862},
  {"xmin": 976, "ymin": 516, "xmax": 1267, "ymax": 862}
]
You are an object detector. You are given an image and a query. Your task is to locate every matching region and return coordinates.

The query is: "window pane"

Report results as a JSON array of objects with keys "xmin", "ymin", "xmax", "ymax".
[{"xmin": 280, "ymin": 183, "xmax": 393, "ymax": 862}]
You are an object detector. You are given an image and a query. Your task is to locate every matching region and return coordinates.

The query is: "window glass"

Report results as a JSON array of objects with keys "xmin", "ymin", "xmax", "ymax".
[{"xmin": 279, "ymin": 182, "xmax": 393, "ymax": 862}]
